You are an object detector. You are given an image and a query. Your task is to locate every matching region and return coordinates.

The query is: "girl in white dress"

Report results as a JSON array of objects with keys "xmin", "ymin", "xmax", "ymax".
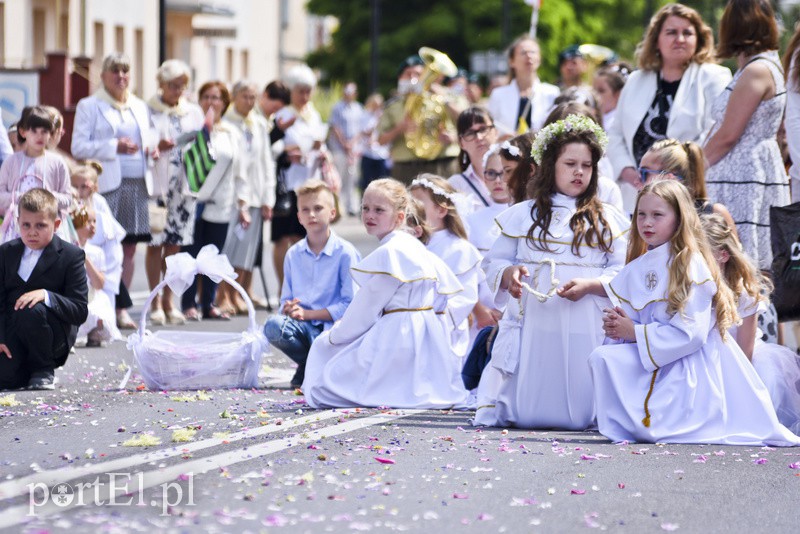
[
  {"xmin": 302, "ymin": 179, "xmax": 469, "ymax": 409},
  {"xmin": 72, "ymin": 162, "xmax": 127, "ymax": 320},
  {"xmin": 72, "ymin": 205, "xmax": 121, "ymax": 346},
  {"xmin": 467, "ymin": 145, "xmax": 511, "ymax": 255},
  {"xmin": 410, "ymin": 175, "xmax": 484, "ymax": 357},
  {"xmin": 591, "ymin": 180, "xmax": 799, "ymax": 446},
  {"xmin": 474, "ymin": 115, "xmax": 629, "ymax": 429},
  {"xmin": 702, "ymin": 214, "xmax": 800, "ymax": 437}
]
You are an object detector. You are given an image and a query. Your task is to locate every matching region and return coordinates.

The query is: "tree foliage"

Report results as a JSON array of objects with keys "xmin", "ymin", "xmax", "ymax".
[{"xmin": 304, "ymin": 0, "xmax": 787, "ymax": 97}]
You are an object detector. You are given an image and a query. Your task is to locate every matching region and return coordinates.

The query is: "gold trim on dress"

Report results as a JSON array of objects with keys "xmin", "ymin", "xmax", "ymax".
[
  {"xmin": 351, "ymin": 267, "xmax": 464, "ymax": 296},
  {"xmin": 382, "ymin": 306, "xmax": 434, "ymax": 315},
  {"xmin": 475, "ymin": 404, "xmax": 496, "ymax": 411},
  {"xmin": 643, "ymin": 324, "xmax": 659, "ymax": 370},
  {"xmin": 450, "ymin": 258, "xmax": 483, "ymax": 277},
  {"xmin": 607, "ymin": 278, "xmax": 714, "ymax": 312},
  {"xmin": 496, "ymin": 220, "xmax": 630, "ymax": 247},
  {"xmin": 642, "ymin": 369, "xmax": 659, "ymax": 428},
  {"xmin": 350, "ymin": 267, "xmax": 439, "ymax": 283}
]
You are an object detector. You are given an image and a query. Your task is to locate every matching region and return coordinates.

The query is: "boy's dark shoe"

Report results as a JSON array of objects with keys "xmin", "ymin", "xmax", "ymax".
[
  {"xmin": 290, "ymin": 365, "xmax": 305, "ymax": 389},
  {"xmin": 28, "ymin": 371, "xmax": 55, "ymax": 390}
]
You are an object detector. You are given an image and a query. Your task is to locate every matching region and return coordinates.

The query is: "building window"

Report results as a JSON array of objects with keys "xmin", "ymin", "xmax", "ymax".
[
  {"xmin": 59, "ymin": 12, "xmax": 68, "ymax": 50},
  {"xmin": 134, "ymin": 29, "xmax": 144, "ymax": 96},
  {"xmin": 241, "ymin": 50, "xmax": 249, "ymax": 79},
  {"xmin": 226, "ymin": 47, "xmax": 233, "ymax": 84},
  {"xmin": 33, "ymin": 8, "xmax": 46, "ymax": 66},
  {"xmin": 115, "ymin": 25, "xmax": 124, "ymax": 54},
  {"xmin": 94, "ymin": 22, "xmax": 104, "ymax": 60}
]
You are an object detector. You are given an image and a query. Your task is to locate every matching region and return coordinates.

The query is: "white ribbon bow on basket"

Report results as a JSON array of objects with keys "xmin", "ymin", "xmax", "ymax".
[
  {"xmin": 119, "ymin": 245, "xmax": 250, "ymax": 390},
  {"xmin": 164, "ymin": 244, "xmax": 237, "ymax": 296}
]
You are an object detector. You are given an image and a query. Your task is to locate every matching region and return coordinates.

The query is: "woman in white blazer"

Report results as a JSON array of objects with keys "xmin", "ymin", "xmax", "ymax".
[
  {"xmin": 72, "ymin": 53, "xmax": 157, "ymax": 329},
  {"xmin": 180, "ymin": 81, "xmax": 247, "ymax": 322},
  {"xmin": 488, "ymin": 35, "xmax": 560, "ymax": 138},
  {"xmin": 606, "ymin": 4, "xmax": 731, "ymax": 200}
]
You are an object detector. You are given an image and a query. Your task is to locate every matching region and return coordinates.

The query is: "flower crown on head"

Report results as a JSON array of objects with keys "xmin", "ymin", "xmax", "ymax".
[
  {"xmin": 530, "ymin": 114, "xmax": 608, "ymax": 165},
  {"xmin": 411, "ymin": 177, "xmax": 456, "ymax": 204}
]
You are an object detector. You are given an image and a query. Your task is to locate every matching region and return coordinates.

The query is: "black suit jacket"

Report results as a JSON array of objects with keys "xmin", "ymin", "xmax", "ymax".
[{"xmin": 0, "ymin": 235, "xmax": 89, "ymax": 349}]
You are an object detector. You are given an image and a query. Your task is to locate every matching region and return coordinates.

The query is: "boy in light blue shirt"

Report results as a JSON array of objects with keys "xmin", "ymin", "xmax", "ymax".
[{"xmin": 263, "ymin": 179, "xmax": 361, "ymax": 388}]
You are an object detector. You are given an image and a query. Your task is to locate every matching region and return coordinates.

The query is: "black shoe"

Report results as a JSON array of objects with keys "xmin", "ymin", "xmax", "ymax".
[
  {"xmin": 28, "ymin": 371, "xmax": 55, "ymax": 390},
  {"xmin": 290, "ymin": 366, "xmax": 305, "ymax": 389}
]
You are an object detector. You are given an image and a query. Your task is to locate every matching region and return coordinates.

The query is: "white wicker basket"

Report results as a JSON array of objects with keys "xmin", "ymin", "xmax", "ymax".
[{"xmin": 124, "ymin": 249, "xmax": 268, "ymax": 390}]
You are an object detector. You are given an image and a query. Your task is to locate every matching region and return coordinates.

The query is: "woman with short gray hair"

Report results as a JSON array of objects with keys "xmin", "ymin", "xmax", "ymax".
[
  {"xmin": 145, "ymin": 59, "xmax": 205, "ymax": 325},
  {"xmin": 72, "ymin": 52, "xmax": 157, "ymax": 329}
]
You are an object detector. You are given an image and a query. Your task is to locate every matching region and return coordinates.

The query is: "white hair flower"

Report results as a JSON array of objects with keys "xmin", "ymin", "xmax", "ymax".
[
  {"xmin": 530, "ymin": 114, "xmax": 608, "ymax": 165},
  {"xmin": 410, "ymin": 177, "xmax": 457, "ymax": 204},
  {"xmin": 500, "ymin": 140, "xmax": 521, "ymax": 158}
]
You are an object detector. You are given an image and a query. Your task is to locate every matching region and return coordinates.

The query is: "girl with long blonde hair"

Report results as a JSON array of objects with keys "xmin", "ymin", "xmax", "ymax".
[
  {"xmin": 590, "ymin": 180, "xmax": 799, "ymax": 446},
  {"xmin": 702, "ymin": 214, "xmax": 800, "ymax": 436},
  {"xmin": 410, "ymin": 175, "xmax": 486, "ymax": 357}
]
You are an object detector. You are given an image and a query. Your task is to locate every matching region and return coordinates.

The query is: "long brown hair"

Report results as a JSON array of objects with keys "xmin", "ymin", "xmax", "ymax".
[
  {"xmin": 525, "ymin": 129, "xmax": 612, "ymax": 256},
  {"xmin": 717, "ymin": 0, "xmax": 779, "ymax": 59},
  {"xmin": 628, "ymin": 181, "xmax": 738, "ymax": 337}
]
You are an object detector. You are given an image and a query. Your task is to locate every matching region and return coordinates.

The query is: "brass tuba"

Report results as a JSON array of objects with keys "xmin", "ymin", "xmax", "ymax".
[{"xmin": 404, "ymin": 47, "xmax": 458, "ymax": 160}]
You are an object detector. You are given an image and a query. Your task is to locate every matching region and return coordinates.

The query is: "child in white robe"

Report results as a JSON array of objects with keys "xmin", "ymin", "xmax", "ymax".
[
  {"xmin": 466, "ymin": 145, "xmax": 511, "ymax": 255},
  {"xmin": 302, "ymin": 178, "xmax": 469, "ymax": 409},
  {"xmin": 410, "ymin": 175, "xmax": 486, "ymax": 357},
  {"xmin": 474, "ymin": 114, "xmax": 629, "ymax": 430},
  {"xmin": 72, "ymin": 162, "xmax": 126, "ymax": 319},
  {"xmin": 72, "ymin": 205, "xmax": 121, "ymax": 346},
  {"xmin": 702, "ymin": 214, "xmax": 800, "ymax": 437},
  {"xmin": 591, "ymin": 180, "xmax": 799, "ymax": 446}
]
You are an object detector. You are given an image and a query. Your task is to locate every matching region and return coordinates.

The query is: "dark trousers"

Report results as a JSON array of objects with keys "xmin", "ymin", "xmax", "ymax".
[
  {"xmin": 180, "ymin": 210, "xmax": 229, "ymax": 314},
  {"xmin": 0, "ymin": 303, "xmax": 69, "ymax": 389},
  {"xmin": 360, "ymin": 156, "xmax": 390, "ymax": 191}
]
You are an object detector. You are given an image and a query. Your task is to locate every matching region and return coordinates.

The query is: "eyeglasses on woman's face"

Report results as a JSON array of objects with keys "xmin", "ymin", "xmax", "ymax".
[{"xmin": 460, "ymin": 124, "xmax": 495, "ymax": 142}]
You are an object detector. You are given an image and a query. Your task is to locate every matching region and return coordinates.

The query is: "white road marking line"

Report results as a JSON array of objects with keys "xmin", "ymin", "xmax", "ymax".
[
  {"xmin": 0, "ymin": 409, "xmax": 421, "ymax": 528},
  {"xmin": 0, "ymin": 409, "xmax": 342, "ymax": 500}
]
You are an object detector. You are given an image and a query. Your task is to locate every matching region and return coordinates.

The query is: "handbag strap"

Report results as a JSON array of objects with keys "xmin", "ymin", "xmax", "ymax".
[{"xmin": 461, "ymin": 173, "xmax": 490, "ymax": 207}]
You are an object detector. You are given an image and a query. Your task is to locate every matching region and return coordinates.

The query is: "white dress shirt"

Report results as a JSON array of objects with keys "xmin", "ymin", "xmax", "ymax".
[{"xmin": 18, "ymin": 246, "xmax": 51, "ymax": 306}]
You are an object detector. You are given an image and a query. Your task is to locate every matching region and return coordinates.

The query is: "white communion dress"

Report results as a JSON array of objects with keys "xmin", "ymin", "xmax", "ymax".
[
  {"xmin": 76, "ymin": 243, "xmax": 122, "ymax": 344},
  {"xmin": 589, "ymin": 243, "xmax": 800, "ymax": 446},
  {"xmin": 426, "ymin": 229, "xmax": 482, "ymax": 358},
  {"xmin": 473, "ymin": 195, "xmax": 629, "ymax": 429},
  {"xmin": 302, "ymin": 230, "xmax": 470, "ymax": 409},
  {"xmin": 734, "ymin": 294, "xmax": 800, "ymax": 437}
]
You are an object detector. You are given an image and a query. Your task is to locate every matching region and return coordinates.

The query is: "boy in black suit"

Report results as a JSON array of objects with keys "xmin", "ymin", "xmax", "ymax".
[{"xmin": 0, "ymin": 188, "xmax": 88, "ymax": 390}]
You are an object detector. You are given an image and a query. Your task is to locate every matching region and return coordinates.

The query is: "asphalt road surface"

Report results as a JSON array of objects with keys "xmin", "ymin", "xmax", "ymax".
[{"xmin": 1, "ymin": 215, "xmax": 799, "ymax": 533}]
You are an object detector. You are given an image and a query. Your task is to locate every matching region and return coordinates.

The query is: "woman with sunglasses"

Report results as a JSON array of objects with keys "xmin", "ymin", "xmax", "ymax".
[
  {"xmin": 448, "ymin": 107, "xmax": 499, "ymax": 217},
  {"xmin": 639, "ymin": 138, "xmax": 736, "ymax": 232}
]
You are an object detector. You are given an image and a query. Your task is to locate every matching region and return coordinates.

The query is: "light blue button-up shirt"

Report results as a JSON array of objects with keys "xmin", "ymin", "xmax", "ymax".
[{"xmin": 281, "ymin": 230, "xmax": 361, "ymax": 329}]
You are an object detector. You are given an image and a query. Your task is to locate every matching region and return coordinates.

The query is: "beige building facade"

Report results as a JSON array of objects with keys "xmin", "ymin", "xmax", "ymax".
[{"xmin": 0, "ymin": 0, "xmax": 333, "ymax": 99}]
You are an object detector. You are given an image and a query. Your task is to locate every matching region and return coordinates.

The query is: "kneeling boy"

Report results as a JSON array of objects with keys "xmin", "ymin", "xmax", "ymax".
[
  {"xmin": 0, "ymin": 189, "xmax": 88, "ymax": 390},
  {"xmin": 263, "ymin": 180, "xmax": 360, "ymax": 388}
]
